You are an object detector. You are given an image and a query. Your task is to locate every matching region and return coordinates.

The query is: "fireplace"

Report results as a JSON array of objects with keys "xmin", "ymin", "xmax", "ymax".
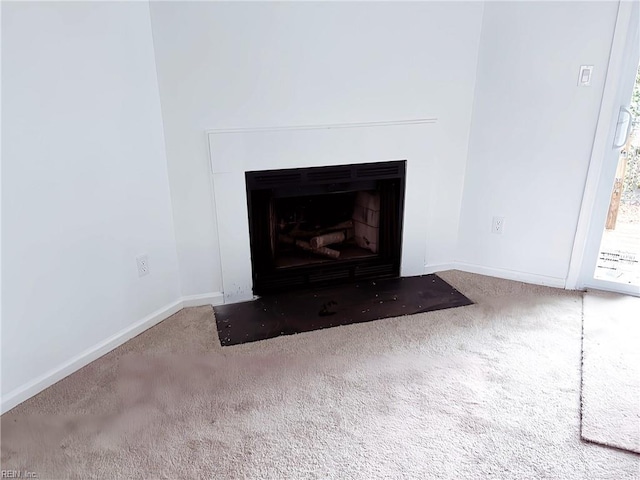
[{"xmin": 246, "ymin": 160, "xmax": 406, "ymax": 294}]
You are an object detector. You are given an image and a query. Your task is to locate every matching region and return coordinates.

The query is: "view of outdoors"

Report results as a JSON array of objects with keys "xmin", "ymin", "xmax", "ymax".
[{"xmin": 594, "ymin": 65, "xmax": 640, "ymax": 285}]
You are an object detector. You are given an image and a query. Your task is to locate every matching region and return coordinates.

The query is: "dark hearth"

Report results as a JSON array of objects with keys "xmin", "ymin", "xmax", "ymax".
[
  {"xmin": 246, "ymin": 161, "xmax": 405, "ymax": 295},
  {"xmin": 214, "ymin": 274, "xmax": 473, "ymax": 346}
]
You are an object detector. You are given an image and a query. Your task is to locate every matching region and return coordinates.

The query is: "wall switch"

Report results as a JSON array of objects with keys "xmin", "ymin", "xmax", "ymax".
[
  {"xmin": 578, "ymin": 65, "xmax": 593, "ymax": 86},
  {"xmin": 136, "ymin": 254, "xmax": 150, "ymax": 277},
  {"xmin": 492, "ymin": 216, "xmax": 505, "ymax": 234}
]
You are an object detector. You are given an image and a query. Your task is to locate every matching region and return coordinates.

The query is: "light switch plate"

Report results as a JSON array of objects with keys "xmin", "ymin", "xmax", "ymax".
[{"xmin": 578, "ymin": 65, "xmax": 593, "ymax": 86}]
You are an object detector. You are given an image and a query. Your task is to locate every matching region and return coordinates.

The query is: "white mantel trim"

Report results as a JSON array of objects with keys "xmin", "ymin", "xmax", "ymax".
[{"xmin": 206, "ymin": 118, "xmax": 438, "ymax": 136}]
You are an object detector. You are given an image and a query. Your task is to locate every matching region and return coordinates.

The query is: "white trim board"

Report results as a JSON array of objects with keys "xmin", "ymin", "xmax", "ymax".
[
  {"xmin": 423, "ymin": 263, "xmax": 459, "ymax": 275},
  {"xmin": 1, "ymin": 292, "xmax": 223, "ymax": 414},
  {"xmin": 426, "ymin": 262, "xmax": 567, "ymax": 289},
  {"xmin": 182, "ymin": 292, "xmax": 224, "ymax": 308},
  {"xmin": 584, "ymin": 279, "xmax": 640, "ymax": 298},
  {"xmin": 205, "ymin": 118, "xmax": 438, "ymax": 136}
]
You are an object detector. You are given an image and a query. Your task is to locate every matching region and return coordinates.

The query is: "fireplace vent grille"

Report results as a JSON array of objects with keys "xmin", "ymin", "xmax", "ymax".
[
  {"xmin": 355, "ymin": 263, "xmax": 396, "ymax": 278},
  {"xmin": 251, "ymin": 172, "xmax": 302, "ymax": 187},
  {"xmin": 356, "ymin": 164, "xmax": 402, "ymax": 178},
  {"xmin": 247, "ymin": 161, "xmax": 405, "ymax": 190},
  {"xmin": 308, "ymin": 269, "xmax": 351, "ymax": 283},
  {"xmin": 307, "ymin": 168, "xmax": 352, "ymax": 182}
]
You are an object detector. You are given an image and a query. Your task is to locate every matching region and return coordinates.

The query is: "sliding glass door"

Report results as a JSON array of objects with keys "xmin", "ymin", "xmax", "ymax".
[{"xmin": 579, "ymin": 2, "xmax": 640, "ymax": 296}]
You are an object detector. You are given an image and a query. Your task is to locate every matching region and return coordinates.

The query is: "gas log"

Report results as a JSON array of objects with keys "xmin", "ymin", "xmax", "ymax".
[
  {"xmin": 295, "ymin": 240, "xmax": 341, "ymax": 259},
  {"xmin": 282, "ymin": 220, "xmax": 354, "ymax": 239},
  {"xmin": 309, "ymin": 228, "xmax": 355, "ymax": 249},
  {"xmin": 278, "ymin": 235, "xmax": 341, "ymax": 259}
]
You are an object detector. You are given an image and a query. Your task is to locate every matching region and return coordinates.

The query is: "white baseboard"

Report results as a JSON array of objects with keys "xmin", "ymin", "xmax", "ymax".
[
  {"xmin": 182, "ymin": 292, "xmax": 224, "ymax": 308},
  {"xmin": 423, "ymin": 263, "xmax": 459, "ymax": 275},
  {"xmin": 1, "ymin": 292, "xmax": 224, "ymax": 415},
  {"xmin": 451, "ymin": 262, "xmax": 567, "ymax": 289}
]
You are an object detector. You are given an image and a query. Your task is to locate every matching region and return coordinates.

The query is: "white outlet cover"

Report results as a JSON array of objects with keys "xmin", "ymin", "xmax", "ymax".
[
  {"xmin": 492, "ymin": 216, "xmax": 505, "ymax": 234},
  {"xmin": 136, "ymin": 254, "xmax": 149, "ymax": 277}
]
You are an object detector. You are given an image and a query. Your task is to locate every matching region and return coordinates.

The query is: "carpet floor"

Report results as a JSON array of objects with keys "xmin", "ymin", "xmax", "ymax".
[
  {"xmin": 581, "ymin": 290, "xmax": 640, "ymax": 454},
  {"xmin": 1, "ymin": 271, "xmax": 639, "ymax": 479}
]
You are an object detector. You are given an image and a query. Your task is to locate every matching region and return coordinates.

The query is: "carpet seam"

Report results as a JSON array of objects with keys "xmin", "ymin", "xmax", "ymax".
[
  {"xmin": 579, "ymin": 291, "xmax": 586, "ymax": 441},
  {"xmin": 578, "ymin": 290, "xmax": 640, "ymax": 456}
]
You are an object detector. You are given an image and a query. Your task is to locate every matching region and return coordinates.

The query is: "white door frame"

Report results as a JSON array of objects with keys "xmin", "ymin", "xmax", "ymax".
[{"xmin": 566, "ymin": 0, "xmax": 640, "ymax": 296}]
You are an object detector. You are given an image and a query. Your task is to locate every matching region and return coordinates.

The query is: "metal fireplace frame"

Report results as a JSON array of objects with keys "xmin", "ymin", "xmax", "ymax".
[{"xmin": 245, "ymin": 160, "xmax": 406, "ymax": 294}]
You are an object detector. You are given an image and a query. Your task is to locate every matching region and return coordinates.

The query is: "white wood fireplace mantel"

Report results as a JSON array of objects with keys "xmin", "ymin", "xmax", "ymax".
[{"xmin": 207, "ymin": 119, "xmax": 440, "ymax": 304}]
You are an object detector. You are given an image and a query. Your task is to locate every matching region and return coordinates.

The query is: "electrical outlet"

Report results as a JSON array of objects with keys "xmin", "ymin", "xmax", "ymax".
[
  {"xmin": 492, "ymin": 216, "xmax": 505, "ymax": 234},
  {"xmin": 136, "ymin": 254, "xmax": 149, "ymax": 277}
]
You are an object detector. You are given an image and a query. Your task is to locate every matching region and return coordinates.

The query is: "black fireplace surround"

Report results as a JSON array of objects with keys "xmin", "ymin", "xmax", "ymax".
[{"xmin": 245, "ymin": 160, "xmax": 406, "ymax": 294}]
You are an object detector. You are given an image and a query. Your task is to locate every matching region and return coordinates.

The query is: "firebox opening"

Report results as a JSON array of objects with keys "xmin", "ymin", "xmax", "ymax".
[
  {"xmin": 246, "ymin": 161, "xmax": 406, "ymax": 294},
  {"xmin": 273, "ymin": 190, "xmax": 380, "ymax": 269}
]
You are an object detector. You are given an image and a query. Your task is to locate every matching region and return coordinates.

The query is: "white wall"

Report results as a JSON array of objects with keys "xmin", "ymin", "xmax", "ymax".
[
  {"xmin": 1, "ymin": 2, "xmax": 181, "ymax": 408},
  {"xmin": 457, "ymin": 1, "xmax": 619, "ymax": 286},
  {"xmin": 149, "ymin": 1, "xmax": 485, "ymax": 296}
]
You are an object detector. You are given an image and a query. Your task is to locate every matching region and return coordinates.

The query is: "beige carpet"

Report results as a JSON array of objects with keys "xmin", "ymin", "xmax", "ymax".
[
  {"xmin": 2, "ymin": 272, "xmax": 639, "ymax": 479},
  {"xmin": 581, "ymin": 291, "xmax": 640, "ymax": 453}
]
